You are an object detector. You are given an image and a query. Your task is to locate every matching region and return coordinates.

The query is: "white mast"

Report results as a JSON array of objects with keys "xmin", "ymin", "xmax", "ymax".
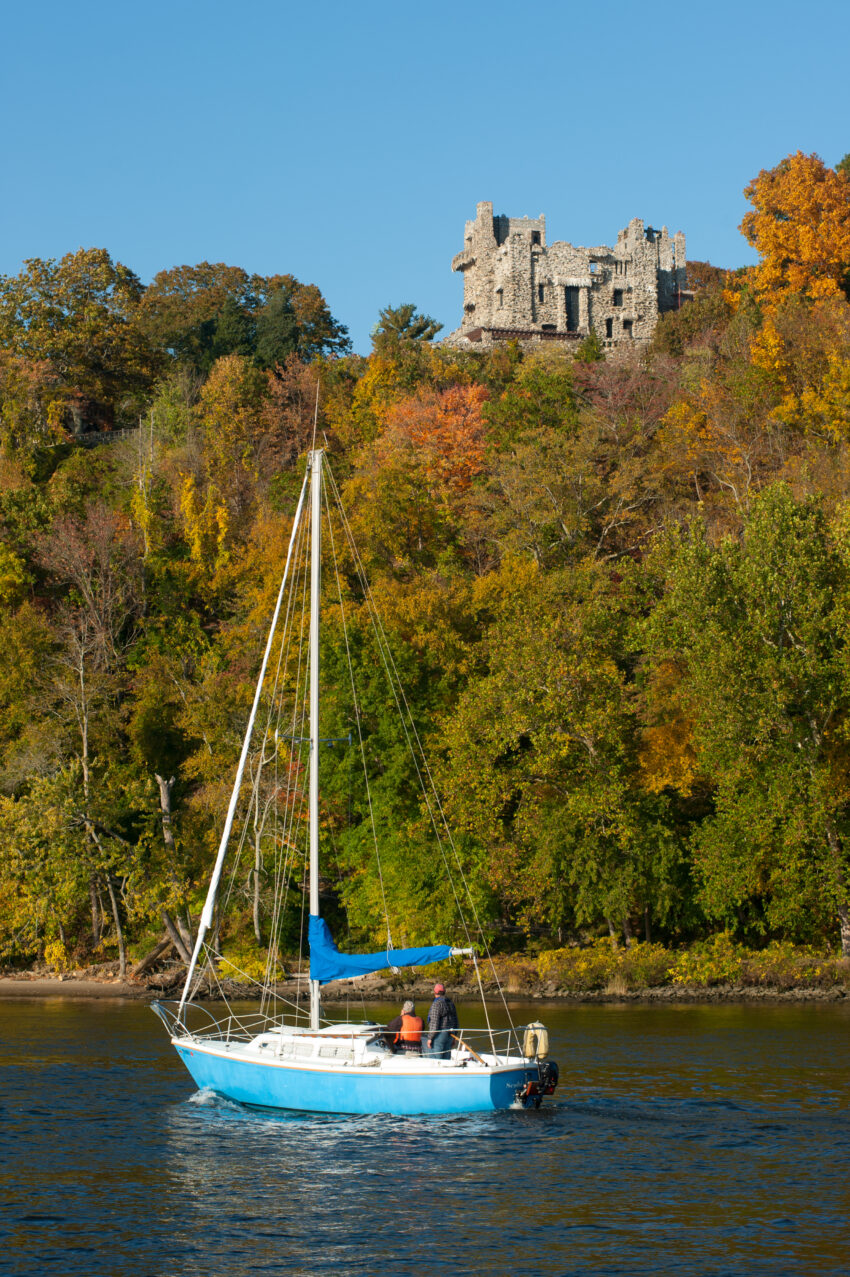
[
  {"xmin": 177, "ymin": 467, "xmax": 310, "ymax": 1023},
  {"xmin": 309, "ymin": 449, "xmax": 323, "ymax": 1031}
]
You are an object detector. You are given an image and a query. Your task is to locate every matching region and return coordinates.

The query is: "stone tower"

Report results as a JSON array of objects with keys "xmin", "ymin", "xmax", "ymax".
[{"xmin": 447, "ymin": 201, "xmax": 687, "ymax": 348}]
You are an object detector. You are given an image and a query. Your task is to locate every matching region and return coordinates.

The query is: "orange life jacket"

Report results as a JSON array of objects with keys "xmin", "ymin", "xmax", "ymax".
[{"xmin": 395, "ymin": 1013, "xmax": 423, "ymax": 1045}]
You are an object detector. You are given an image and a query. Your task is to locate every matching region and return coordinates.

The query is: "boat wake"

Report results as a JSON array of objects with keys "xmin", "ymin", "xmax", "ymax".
[{"xmin": 188, "ymin": 1087, "xmax": 244, "ymax": 1113}]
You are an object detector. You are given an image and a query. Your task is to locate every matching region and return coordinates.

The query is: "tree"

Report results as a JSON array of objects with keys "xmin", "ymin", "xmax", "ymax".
[
  {"xmin": 193, "ymin": 354, "xmax": 269, "ymax": 526},
  {"xmin": 258, "ymin": 355, "xmax": 324, "ymax": 475},
  {"xmin": 739, "ymin": 151, "xmax": 850, "ymax": 306},
  {"xmin": 0, "ymin": 249, "xmax": 156, "ymax": 432},
  {"xmin": 482, "ymin": 356, "xmax": 578, "ymax": 447},
  {"xmin": 473, "ymin": 354, "xmax": 675, "ymax": 568},
  {"xmin": 371, "ymin": 303, "xmax": 443, "ymax": 349},
  {"xmin": 279, "ymin": 276, "xmax": 350, "ymax": 361},
  {"xmin": 650, "ymin": 289, "xmax": 733, "ymax": 358},
  {"xmin": 380, "ymin": 383, "xmax": 488, "ymax": 496},
  {"xmin": 0, "ymin": 352, "xmax": 67, "ymax": 460},
  {"xmin": 254, "ymin": 288, "xmax": 299, "ymax": 369},
  {"xmin": 442, "ymin": 561, "xmax": 680, "ymax": 941},
  {"xmin": 343, "ymin": 383, "xmax": 488, "ymax": 574},
  {"xmin": 573, "ymin": 332, "xmax": 603, "ymax": 363},
  {"xmin": 127, "ymin": 654, "xmax": 199, "ymax": 962},
  {"xmin": 33, "ymin": 504, "xmax": 144, "ymax": 969},
  {"xmin": 646, "ymin": 485, "xmax": 850, "ymax": 953},
  {"xmin": 136, "ymin": 262, "xmax": 257, "ymax": 371},
  {"xmin": 0, "ymin": 602, "xmax": 56, "ymax": 792},
  {"xmin": 137, "ymin": 263, "xmax": 349, "ymax": 374}
]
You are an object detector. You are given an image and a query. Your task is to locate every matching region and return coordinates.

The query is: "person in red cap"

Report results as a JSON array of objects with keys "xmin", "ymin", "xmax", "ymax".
[{"xmin": 424, "ymin": 981, "xmax": 459, "ymax": 1059}]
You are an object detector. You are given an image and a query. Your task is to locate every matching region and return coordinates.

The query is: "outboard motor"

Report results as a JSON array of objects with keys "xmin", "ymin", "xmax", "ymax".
[
  {"xmin": 538, "ymin": 1059, "xmax": 559, "ymax": 1094},
  {"xmin": 517, "ymin": 1024, "xmax": 559, "ymax": 1108}
]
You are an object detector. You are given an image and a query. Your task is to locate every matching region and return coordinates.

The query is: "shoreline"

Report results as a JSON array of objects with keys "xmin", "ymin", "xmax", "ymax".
[{"xmin": 2, "ymin": 975, "xmax": 847, "ymax": 1005}]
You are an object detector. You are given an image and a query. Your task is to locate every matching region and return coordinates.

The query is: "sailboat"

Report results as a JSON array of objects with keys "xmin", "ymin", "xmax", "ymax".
[{"xmin": 153, "ymin": 449, "xmax": 558, "ymax": 1115}]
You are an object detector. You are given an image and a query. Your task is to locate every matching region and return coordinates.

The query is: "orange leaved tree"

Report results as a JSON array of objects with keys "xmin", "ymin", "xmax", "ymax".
[{"xmin": 740, "ymin": 151, "xmax": 850, "ymax": 307}]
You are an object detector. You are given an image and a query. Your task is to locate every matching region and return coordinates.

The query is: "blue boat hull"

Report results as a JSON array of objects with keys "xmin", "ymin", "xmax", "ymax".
[{"xmin": 173, "ymin": 1042, "xmax": 535, "ymax": 1115}]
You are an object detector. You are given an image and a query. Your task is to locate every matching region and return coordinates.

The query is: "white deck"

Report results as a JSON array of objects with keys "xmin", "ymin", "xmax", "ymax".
[{"xmin": 174, "ymin": 1020, "xmax": 529, "ymax": 1078}]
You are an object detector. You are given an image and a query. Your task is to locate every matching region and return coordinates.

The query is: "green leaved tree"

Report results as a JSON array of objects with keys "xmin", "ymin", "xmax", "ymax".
[{"xmin": 646, "ymin": 484, "xmax": 850, "ymax": 953}]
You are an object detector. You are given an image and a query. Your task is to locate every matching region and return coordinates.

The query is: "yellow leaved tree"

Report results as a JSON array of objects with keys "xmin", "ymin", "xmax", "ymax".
[{"xmin": 739, "ymin": 151, "xmax": 850, "ymax": 308}]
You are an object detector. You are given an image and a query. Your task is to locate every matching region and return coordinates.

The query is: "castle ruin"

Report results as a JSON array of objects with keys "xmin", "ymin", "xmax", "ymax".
[{"xmin": 447, "ymin": 201, "xmax": 687, "ymax": 349}]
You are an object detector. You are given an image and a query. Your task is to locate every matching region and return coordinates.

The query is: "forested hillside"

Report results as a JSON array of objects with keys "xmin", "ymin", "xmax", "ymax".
[{"xmin": 3, "ymin": 149, "xmax": 850, "ymax": 980}]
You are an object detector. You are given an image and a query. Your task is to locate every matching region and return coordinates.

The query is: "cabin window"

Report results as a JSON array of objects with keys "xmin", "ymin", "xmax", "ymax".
[
  {"xmin": 613, "ymin": 289, "xmax": 623, "ymax": 307},
  {"xmin": 605, "ymin": 318, "xmax": 613, "ymax": 338},
  {"xmin": 319, "ymin": 1044, "xmax": 354, "ymax": 1060}
]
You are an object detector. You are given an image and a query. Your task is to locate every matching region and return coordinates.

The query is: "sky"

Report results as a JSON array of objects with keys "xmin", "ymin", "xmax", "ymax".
[{"xmin": 1, "ymin": 0, "xmax": 848, "ymax": 354}]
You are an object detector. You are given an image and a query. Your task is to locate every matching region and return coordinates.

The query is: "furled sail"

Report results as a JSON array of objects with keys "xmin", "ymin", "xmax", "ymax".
[{"xmin": 309, "ymin": 916, "xmax": 452, "ymax": 985}]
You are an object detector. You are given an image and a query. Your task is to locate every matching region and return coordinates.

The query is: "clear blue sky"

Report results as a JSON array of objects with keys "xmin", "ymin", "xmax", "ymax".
[{"xmin": 1, "ymin": 0, "xmax": 848, "ymax": 353}]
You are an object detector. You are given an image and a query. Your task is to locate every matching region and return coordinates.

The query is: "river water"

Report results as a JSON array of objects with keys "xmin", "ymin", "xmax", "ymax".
[{"xmin": 1, "ymin": 997, "xmax": 848, "ymax": 1275}]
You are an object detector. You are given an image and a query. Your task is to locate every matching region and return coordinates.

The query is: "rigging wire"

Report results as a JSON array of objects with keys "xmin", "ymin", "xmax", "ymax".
[
  {"xmin": 324, "ymin": 458, "xmax": 515, "ymax": 1034},
  {"xmin": 323, "ymin": 478, "xmax": 394, "ymax": 955},
  {"xmin": 310, "ymin": 379, "xmax": 320, "ymax": 453},
  {"xmin": 186, "ymin": 446, "xmax": 516, "ymax": 1045},
  {"xmin": 210, "ymin": 479, "xmax": 312, "ymax": 1022},
  {"xmin": 323, "ymin": 460, "xmax": 474, "ymax": 937},
  {"xmin": 221, "ymin": 493, "xmax": 311, "ymax": 918},
  {"xmin": 260, "ymin": 508, "xmax": 313, "ymax": 1013}
]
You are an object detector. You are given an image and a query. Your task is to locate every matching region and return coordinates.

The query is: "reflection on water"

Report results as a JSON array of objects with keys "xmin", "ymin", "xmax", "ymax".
[{"xmin": 1, "ymin": 998, "xmax": 849, "ymax": 1275}]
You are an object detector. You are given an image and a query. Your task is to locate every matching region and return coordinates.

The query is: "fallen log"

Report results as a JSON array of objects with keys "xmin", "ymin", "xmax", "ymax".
[{"xmin": 131, "ymin": 935, "xmax": 175, "ymax": 978}]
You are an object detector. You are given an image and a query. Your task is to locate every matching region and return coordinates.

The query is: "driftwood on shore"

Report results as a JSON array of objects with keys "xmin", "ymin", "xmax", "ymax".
[{"xmin": 131, "ymin": 935, "xmax": 175, "ymax": 978}]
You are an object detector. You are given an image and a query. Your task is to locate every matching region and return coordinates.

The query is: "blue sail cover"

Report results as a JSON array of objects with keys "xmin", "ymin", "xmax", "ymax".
[{"xmin": 308, "ymin": 916, "xmax": 453, "ymax": 985}]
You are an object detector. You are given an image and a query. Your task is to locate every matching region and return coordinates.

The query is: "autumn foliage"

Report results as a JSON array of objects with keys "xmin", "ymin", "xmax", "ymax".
[
  {"xmin": 5, "ymin": 150, "xmax": 850, "ymax": 974},
  {"xmin": 739, "ymin": 151, "xmax": 850, "ymax": 307},
  {"xmin": 380, "ymin": 384, "xmax": 488, "ymax": 494}
]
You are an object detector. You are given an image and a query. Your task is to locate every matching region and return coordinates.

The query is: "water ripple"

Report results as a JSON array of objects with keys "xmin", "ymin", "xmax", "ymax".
[{"xmin": 2, "ymin": 998, "xmax": 850, "ymax": 1276}]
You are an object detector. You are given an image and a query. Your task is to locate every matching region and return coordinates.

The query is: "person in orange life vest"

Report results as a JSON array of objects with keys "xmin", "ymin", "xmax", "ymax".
[{"xmin": 384, "ymin": 1000, "xmax": 423, "ymax": 1053}]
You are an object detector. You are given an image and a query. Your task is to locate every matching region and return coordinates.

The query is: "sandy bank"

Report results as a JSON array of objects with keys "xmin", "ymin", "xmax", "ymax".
[{"xmin": 0, "ymin": 977, "xmax": 149, "ymax": 999}]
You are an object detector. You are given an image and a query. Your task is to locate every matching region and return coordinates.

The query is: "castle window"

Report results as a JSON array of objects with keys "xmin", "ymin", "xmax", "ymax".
[
  {"xmin": 613, "ymin": 289, "xmax": 624, "ymax": 307},
  {"xmin": 496, "ymin": 289, "xmax": 503, "ymax": 309},
  {"xmin": 564, "ymin": 286, "xmax": 580, "ymax": 333},
  {"xmin": 605, "ymin": 318, "xmax": 613, "ymax": 338},
  {"xmin": 538, "ymin": 284, "xmax": 545, "ymax": 302},
  {"xmin": 531, "ymin": 231, "xmax": 541, "ymax": 246},
  {"xmin": 623, "ymin": 319, "xmax": 633, "ymax": 337}
]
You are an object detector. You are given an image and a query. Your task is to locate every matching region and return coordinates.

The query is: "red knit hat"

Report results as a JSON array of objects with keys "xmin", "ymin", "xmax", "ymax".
[{"xmin": 434, "ymin": 982, "xmax": 445, "ymax": 994}]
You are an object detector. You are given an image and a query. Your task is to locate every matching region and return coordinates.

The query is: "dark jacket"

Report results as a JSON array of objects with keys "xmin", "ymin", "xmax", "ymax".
[
  {"xmin": 384, "ymin": 1013, "xmax": 403, "ymax": 1049},
  {"xmin": 427, "ymin": 995, "xmax": 459, "ymax": 1035}
]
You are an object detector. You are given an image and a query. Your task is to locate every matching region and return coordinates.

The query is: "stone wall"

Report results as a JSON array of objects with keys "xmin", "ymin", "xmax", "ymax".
[{"xmin": 447, "ymin": 201, "xmax": 687, "ymax": 349}]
